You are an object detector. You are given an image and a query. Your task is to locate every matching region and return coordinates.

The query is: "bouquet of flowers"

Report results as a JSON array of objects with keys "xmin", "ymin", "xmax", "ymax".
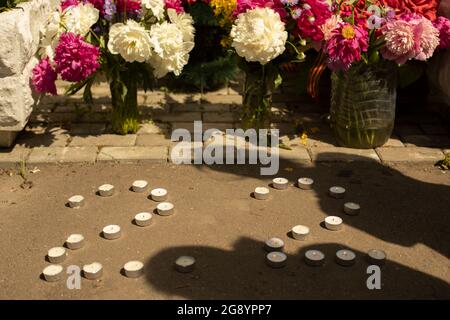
[
  {"xmin": 32, "ymin": 0, "xmax": 196, "ymax": 134},
  {"xmin": 161, "ymin": 0, "xmax": 239, "ymax": 92},
  {"xmin": 301, "ymin": 0, "xmax": 450, "ymax": 148},
  {"xmin": 207, "ymin": 0, "xmax": 320, "ymax": 129}
]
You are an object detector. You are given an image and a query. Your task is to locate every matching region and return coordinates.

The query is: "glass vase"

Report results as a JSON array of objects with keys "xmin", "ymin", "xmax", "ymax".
[
  {"xmin": 241, "ymin": 62, "xmax": 278, "ymax": 130},
  {"xmin": 109, "ymin": 67, "xmax": 139, "ymax": 135},
  {"xmin": 330, "ymin": 62, "xmax": 397, "ymax": 149}
]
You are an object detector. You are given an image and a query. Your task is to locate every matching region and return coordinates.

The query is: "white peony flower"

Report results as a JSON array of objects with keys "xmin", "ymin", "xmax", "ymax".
[
  {"xmin": 39, "ymin": 11, "xmax": 63, "ymax": 61},
  {"xmin": 62, "ymin": 3, "xmax": 99, "ymax": 36},
  {"xmin": 149, "ymin": 21, "xmax": 194, "ymax": 78},
  {"xmin": 108, "ymin": 20, "xmax": 153, "ymax": 63},
  {"xmin": 230, "ymin": 7, "xmax": 287, "ymax": 65},
  {"xmin": 141, "ymin": 0, "xmax": 166, "ymax": 20},
  {"xmin": 167, "ymin": 8, "xmax": 195, "ymax": 43}
]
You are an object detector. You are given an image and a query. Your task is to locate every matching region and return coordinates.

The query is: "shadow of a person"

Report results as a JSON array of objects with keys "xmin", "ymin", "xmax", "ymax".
[
  {"xmin": 191, "ymin": 153, "xmax": 450, "ymax": 259},
  {"xmin": 145, "ymin": 238, "xmax": 450, "ymax": 299}
]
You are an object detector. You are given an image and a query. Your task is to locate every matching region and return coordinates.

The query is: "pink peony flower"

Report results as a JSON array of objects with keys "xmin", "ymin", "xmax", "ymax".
[
  {"xmin": 234, "ymin": 0, "xmax": 287, "ymax": 19},
  {"xmin": 295, "ymin": 0, "xmax": 333, "ymax": 41},
  {"xmin": 54, "ymin": 33, "xmax": 100, "ymax": 83},
  {"xmin": 60, "ymin": 0, "xmax": 79, "ymax": 12},
  {"xmin": 434, "ymin": 16, "xmax": 450, "ymax": 49},
  {"xmin": 116, "ymin": 0, "xmax": 142, "ymax": 14},
  {"xmin": 325, "ymin": 23, "xmax": 368, "ymax": 71},
  {"xmin": 381, "ymin": 19, "xmax": 420, "ymax": 64},
  {"xmin": 382, "ymin": 15, "xmax": 440, "ymax": 64},
  {"xmin": 414, "ymin": 16, "xmax": 440, "ymax": 60},
  {"xmin": 31, "ymin": 58, "xmax": 57, "ymax": 95},
  {"xmin": 165, "ymin": 0, "xmax": 185, "ymax": 13}
]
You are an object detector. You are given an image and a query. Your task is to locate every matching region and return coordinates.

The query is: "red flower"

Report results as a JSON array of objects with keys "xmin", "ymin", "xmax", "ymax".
[{"xmin": 380, "ymin": 0, "xmax": 440, "ymax": 21}]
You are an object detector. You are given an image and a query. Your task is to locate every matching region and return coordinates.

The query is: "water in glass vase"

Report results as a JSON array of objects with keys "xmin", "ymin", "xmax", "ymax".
[{"xmin": 330, "ymin": 62, "xmax": 397, "ymax": 149}]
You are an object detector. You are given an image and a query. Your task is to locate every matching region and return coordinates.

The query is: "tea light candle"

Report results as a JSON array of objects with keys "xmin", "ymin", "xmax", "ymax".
[
  {"xmin": 102, "ymin": 225, "xmax": 121, "ymax": 240},
  {"xmin": 123, "ymin": 261, "xmax": 144, "ymax": 278},
  {"xmin": 134, "ymin": 212, "xmax": 152, "ymax": 227},
  {"xmin": 175, "ymin": 256, "xmax": 195, "ymax": 273},
  {"xmin": 47, "ymin": 247, "xmax": 67, "ymax": 263},
  {"xmin": 329, "ymin": 186, "xmax": 346, "ymax": 199},
  {"xmin": 324, "ymin": 216, "xmax": 343, "ymax": 231},
  {"xmin": 98, "ymin": 184, "xmax": 114, "ymax": 197},
  {"xmin": 298, "ymin": 178, "xmax": 314, "ymax": 190},
  {"xmin": 291, "ymin": 225, "xmax": 310, "ymax": 241},
  {"xmin": 42, "ymin": 265, "xmax": 64, "ymax": 282},
  {"xmin": 336, "ymin": 249, "xmax": 356, "ymax": 266},
  {"xmin": 272, "ymin": 178, "xmax": 288, "ymax": 190},
  {"xmin": 367, "ymin": 249, "xmax": 386, "ymax": 266},
  {"xmin": 265, "ymin": 237, "xmax": 284, "ymax": 252},
  {"xmin": 65, "ymin": 234, "xmax": 84, "ymax": 250},
  {"xmin": 132, "ymin": 180, "xmax": 148, "ymax": 193},
  {"xmin": 266, "ymin": 252, "xmax": 287, "ymax": 268},
  {"xmin": 68, "ymin": 195, "xmax": 84, "ymax": 208},
  {"xmin": 156, "ymin": 202, "xmax": 174, "ymax": 216},
  {"xmin": 344, "ymin": 202, "xmax": 360, "ymax": 216},
  {"xmin": 305, "ymin": 250, "xmax": 325, "ymax": 266},
  {"xmin": 83, "ymin": 262, "xmax": 103, "ymax": 280},
  {"xmin": 151, "ymin": 188, "xmax": 168, "ymax": 202},
  {"xmin": 254, "ymin": 187, "xmax": 269, "ymax": 200}
]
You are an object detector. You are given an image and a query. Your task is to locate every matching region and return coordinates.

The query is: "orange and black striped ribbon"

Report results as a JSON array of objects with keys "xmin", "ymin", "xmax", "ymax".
[{"xmin": 307, "ymin": 51, "xmax": 327, "ymax": 99}]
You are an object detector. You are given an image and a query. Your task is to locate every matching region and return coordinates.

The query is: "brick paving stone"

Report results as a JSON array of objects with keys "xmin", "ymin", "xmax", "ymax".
[
  {"xmin": 136, "ymin": 134, "xmax": 170, "ymax": 146},
  {"xmin": 137, "ymin": 122, "xmax": 169, "ymax": 135},
  {"xmin": 310, "ymin": 147, "xmax": 380, "ymax": 162},
  {"xmin": 278, "ymin": 146, "xmax": 311, "ymax": 163},
  {"xmin": 304, "ymin": 134, "xmax": 338, "ymax": 148},
  {"xmin": 152, "ymin": 112, "xmax": 202, "ymax": 122},
  {"xmin": 171, "ymin": 122, "xmax": 196, "ymax": 133},
  {"xmin": 69, "ymin": 134, "xmax": 137, "ymax": 147},
  {"xmin": 30, "ymin": 112, "xmax": 79, "ymax": 123},
  {"xmin": 0, "ymin": 147, "xmax": 31, "ymax": 168},
  {"xmin": 169, "ymin": 142, "xmax": 203, "ymax": 163},
  {"xmin": 138, "ymin": 92, "xmax": 166, "ymax": 105},
  {"xmin": 27, "ymin": 147, "xmax": 98, "ymax": 164},
  {"xmin": 139, "ymin": 104, "xmax": 171, "ymax": 116},
  {"xmin": 202, "ymin": 123, "xmax": 235, "ymax": 132},
  {"xmin": 203, "ymin": 112, "xmax": 239, "ymax": 123},
  {"xmin": 97, "ymin": 146, "xmax": 167, "ymax": 163},
  {"xmin": 402, "ymin": 135, "xmax": 450, "ymax": 148},
  {"xmin": 171, "ymin": 103, "xmax": 231, "ymax": 113},
  {"xmin": 165, "ymin": 93, "xmax": 202, "ymax": 104},
  {"xmin": 69, "ymin": 123, "xmax": 106, "ymax": 135},
  {"xmin": 15, "ymin": 132, "xmax": 70, "ymax": 148},
  {"xmin": 383, "ymin": 135, "xmax": 405, "ymax": 147},
  {"xmin": 202, "ymin": 93, "xmax": 242, "ymax": 104},
  {"xmin": 376, "ymin": 147, "xmax": 445, "ymax": 163}
]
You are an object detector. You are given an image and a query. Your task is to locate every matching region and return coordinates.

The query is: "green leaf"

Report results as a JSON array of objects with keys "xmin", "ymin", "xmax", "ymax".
[{"xmin": 274, "ymin": 73, "xmax": 283, "ymax": 89}]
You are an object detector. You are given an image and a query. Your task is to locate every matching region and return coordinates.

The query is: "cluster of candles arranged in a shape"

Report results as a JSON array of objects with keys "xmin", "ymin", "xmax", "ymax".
[
  {"xmin": 43, "ymin": 180, "xmax": 193, "ymax": 282},
  {"xmin": 253, "ymin": 177, "xmax": 384, "ymax": 268}
]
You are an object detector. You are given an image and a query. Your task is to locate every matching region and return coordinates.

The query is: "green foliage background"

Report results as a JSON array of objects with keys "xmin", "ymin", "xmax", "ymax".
[{"xmin": 163, "ymin": 1, "xmax": 238, "ymax": 92}]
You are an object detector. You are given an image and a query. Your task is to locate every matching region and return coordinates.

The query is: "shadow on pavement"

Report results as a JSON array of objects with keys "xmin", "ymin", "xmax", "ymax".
[
  {"xmin": 192, "ymin": 153, "xmax": 450, "ymax": 260},
  {"xmin": 145, "ymin": 238, "xmax": 450, "ymax": 299}
]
